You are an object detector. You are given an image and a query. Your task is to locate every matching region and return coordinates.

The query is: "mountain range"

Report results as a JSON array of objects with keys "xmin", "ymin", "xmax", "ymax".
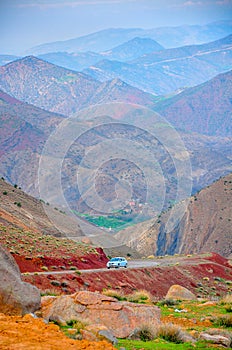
[
  {"xmin": 28, "ymin": 20, "xmax": 232, "ymax": 54},
  {"xmin": 0, "ymin": 56, "xmax": 157, "ymax": 115},
  {"xmin": 0, "ymin": 26, "xmax": 231, "ymax": 254},
  {"xmin": 0, "ymin": 85, "xmax": 231, "ymax": 231},
  {"xmin": 36, "ymin": 37, "xmax": 164, "ymax": 72},
  {"xmin": 84, "ymin": 35, "xmax": 232, "ymax": 95}
]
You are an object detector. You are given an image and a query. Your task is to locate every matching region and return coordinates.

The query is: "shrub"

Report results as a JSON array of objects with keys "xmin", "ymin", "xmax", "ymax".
[
  {"xmin": 157, "ymin": 299, "xmax": 179, "ymax": 307},
  {"xmin": 3, "ymin": 191, "xmax": 7, "ymax": 195},
  {"xmin": 220, "ymin": 294, "xmax": 232, "ymax": 305},
  {"xmin": 128, "ymin": 290, "xmax": 152, "ymax": 304},
  {"xmin": 213, "ymin": 314, "xmax": 232, "ymax": 327},
  {"xmin": 225, "ymin": 304, "xmax": 232, "ymax": 312},
  {"xmin": 66, "ymin": 320, "xmax": 88, "ymax": 334},
  {"xmin": 102, "ymin": 289, "xmax": 126, "ymax": 301},
  {"xmin": 138, "ymin": 324, "xmax": 156, "ymax": 341},
  {"xmin": 157, "ymin": 323, "xmax": 185, "ymax": 344}
]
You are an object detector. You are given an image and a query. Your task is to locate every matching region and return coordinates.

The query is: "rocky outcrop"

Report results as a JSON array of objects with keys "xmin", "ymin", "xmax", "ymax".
[
  {"xmin": 200, "ymin": 332, "xmax": 231, "ymax": 348},
  {"xmin": 0, "ymin": 245, "xmax": 41, "ymax": 315},
  {"xmin": 165, "ymin": 284, "xmax": 197, "ymax": 301},
  {"xmin": 41, "ymin": 291, "xmax": 161, "ymax": 338}
]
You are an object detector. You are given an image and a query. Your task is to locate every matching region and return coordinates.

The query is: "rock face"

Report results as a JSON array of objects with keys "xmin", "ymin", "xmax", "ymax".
[
  {"xmin": 41, "ymin": 291, "xmax": 161, "ymax": 338},
  {"xmin": 165, "ymin": 284, "xmax": 197, "ymax": 301},
  {"xmin": 0, "ymin": 245, "xmax": 41, "ymax": 315}
]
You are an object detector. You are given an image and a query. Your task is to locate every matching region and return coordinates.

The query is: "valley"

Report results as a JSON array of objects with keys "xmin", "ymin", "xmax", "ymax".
[{"xmin": 0, "ymin": 15, "xmax": 232, "ymax": 350}]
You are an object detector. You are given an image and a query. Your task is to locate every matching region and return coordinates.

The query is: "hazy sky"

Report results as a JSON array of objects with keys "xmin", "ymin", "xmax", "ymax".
[{"xmin": 1, "ymin": 0, "xmax": 232, "ymax": 54}]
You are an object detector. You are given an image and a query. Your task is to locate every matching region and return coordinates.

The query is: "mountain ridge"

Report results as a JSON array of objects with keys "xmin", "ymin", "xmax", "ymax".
[
  {"xmin": 84, "ymin": 34, "xmax": 232, "ymax": 95},
  {"xmin": 27, "ymin": 20, "xmax": 232, "ymax": 54},
  {"xmin": 116, "ymin": 173, "xmax": 232, "ymax": 258}
]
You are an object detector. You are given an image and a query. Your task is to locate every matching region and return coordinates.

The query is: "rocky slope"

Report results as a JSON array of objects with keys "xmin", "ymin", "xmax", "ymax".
[
  {"xmin": 1, "ymin": 87, "xmax": 231, "ymax": 233},
  {"xmin": 116, "ymin": 173, "xmax": 232, "ymax": 258},
  {"xmin": 0, "ymin": 56, "xmax": 157, "ymax": 115},
  {"xmin": 0, "ymin": 178, "xmax": 84, "ymax": 238},
  {"xmin": 153, "ymin": 70, "xmax": 232, "ymax": 137}
]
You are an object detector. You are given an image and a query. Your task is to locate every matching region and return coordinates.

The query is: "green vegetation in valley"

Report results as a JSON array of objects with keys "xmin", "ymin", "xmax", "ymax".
[
  {"xmin": 73, "ymin": 210, "xmax": 134, "ymax": 230},
  {"xmin": 116, "ymin": 339, "xmax": 212, "ymax": 349}
]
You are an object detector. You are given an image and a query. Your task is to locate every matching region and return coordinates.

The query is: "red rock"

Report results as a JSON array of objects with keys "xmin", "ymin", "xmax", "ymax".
[{"xmin": 41, "ymin": 291, "xmax": 160, "ymax": 338}]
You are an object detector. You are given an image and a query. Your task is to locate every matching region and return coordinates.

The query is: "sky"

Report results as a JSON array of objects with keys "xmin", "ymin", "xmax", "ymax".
[{"xmin": 1, "ymin": 0, "xmax": 232, "ymax": 54}]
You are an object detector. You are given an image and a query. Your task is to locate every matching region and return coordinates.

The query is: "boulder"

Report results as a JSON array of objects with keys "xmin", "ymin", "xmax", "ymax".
[
  {"xmin": 165, "ymin": 284, "xmax": 197, "ymax": 301},
  {"xmin": 0, "ymin": 244, "xmax": 41, "ymax": 315},
  {"xmin": 41, "ymin": 291, "xmax": 161, "ymax": 338},
  {"xmin": 200, "ymin": 333, "xmax": 231, "ymax": 348}
]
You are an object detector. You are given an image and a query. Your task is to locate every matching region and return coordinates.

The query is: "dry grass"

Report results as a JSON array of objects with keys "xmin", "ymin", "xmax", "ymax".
[
  {"xmin": 137, "ymin": 323, "xmax": 156, "ymax": 341},
  {"xmin": 212, "ymin": 314, "xmax": 232, "ymax": 328},
  {"xmin": 157, "ymin": 323, "xmax": 186, "ymax": 344},
  {"xmin": 102, "ymin": 289, "xmax": 126, "ymax": 301},
  {"xmin": 220, "ymin": 294, "xmax": 232, "ymax": 305},
  {"xmin": 127, "ymin": 290, "xmax": 152, "ymax": 304},
  {"xmin": 102, "ymin": 289, "xmax": 152, "ymax": 303}
]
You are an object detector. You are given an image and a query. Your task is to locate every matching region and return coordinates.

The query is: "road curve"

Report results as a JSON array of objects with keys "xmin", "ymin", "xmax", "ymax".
[{"xmin": 22, "ymin": 259, "xmax": 160, "ymax": 276}]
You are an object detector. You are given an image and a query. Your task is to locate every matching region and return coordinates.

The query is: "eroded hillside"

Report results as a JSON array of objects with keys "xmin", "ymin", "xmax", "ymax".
[{"xmin": 116, "ymin": 173, "xmax": 232, "ymax": 257}]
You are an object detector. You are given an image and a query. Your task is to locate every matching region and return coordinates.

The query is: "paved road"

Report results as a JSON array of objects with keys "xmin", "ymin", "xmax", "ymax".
[{"xmin": 22, "ymin": 256, "xmax": 192, "ymax": 276}]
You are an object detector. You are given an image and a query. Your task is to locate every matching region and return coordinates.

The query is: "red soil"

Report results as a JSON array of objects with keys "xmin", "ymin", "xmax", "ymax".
[
  {"xmin": 14, "ymin": 247, "xmax": 108, "ymax": 272},
  {"xmin": 23, "ymin": 253, "xmax": 232, "ymax": 299}
]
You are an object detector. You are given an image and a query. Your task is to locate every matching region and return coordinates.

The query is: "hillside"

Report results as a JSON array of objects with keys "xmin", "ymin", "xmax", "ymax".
[
  {"xmin": 0, "ymin": 178, "xmax": 84, "ymax": 239},
  {"xmin": 84, "ymin": 35, "xmax": 232, "ymax": 95},
  {"xmin": 0, "ymin": 56, "xmax": 157, "ymax": 115},
  {"xmin": 153, "ymin": 70, "xmax": 232, "ymax": 137},
  {"xmin": 116, "ymin": 173, "xmax": 232, "ymax": 258},
  {"xmin": 0, "ymin": 87, "xmax": 231, "ymax": 234},
  {"xmin": 0, "ymin": 89, "xmax": 65, "ymax": 194}
]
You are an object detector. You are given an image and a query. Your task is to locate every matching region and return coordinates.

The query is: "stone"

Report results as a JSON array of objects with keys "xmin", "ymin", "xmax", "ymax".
[
  {"xmin": 98, "ymin": 330, "xmax": 118, "ymax": 345},
  {"xmin": 197, "ymin": 301, "xmax": 216, "ymax": 307},
  {"xmin": 41, "ymin": 291, "xmax": 161, "ymax": 338},
  {"xmin": 200, "ymin": 333, "xmax": 231, "ymax": 347},
  {"xmin": 0, "ymin": 244, "xmax": 41, "ymax": 315},
  {"xmin": 165, "ymin": 284, "xmax": 197, "ymax": 300}
]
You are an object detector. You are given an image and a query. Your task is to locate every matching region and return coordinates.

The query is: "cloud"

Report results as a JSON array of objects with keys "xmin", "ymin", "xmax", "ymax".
[
  {"xmin": 216, "ymin": 0, "xmax": 232, "ymax": 4},
  {"xmin": 16, "ymin": 0, "xmax": 137, "ymax": 9}
]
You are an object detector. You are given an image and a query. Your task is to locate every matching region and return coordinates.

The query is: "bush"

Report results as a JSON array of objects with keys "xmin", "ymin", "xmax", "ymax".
[
  {"xmin": 220, "ymin": 294, "xmax": 232, "ymax": 305},
  {"xmin": 157, "ymin": 323, "xmax": 185, "ymax": 344},
  {"xmin": 138, "ymin": 324, "xmax": 156, "ymax": 341},
  {"xmin": 157, "ymin": 299, "xmax": 180, "ymax": 307},
  {"xmin": 66, "ymin": 319, "xmax": 87, "ymax": 333},
  {"xmin": 213, "ymin": 314, "xmax": 232, "ymax": 327},
  {"xmin": 102, "ymin": 289, "xmax": 126, "ymax": 301},
  {"xmin": 128, "ymin": 290, "xmax": 152, "ymax": 304},
  {"xmin": 225, "ymin": 304, "xmax": 232, "ymax": 312}
]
